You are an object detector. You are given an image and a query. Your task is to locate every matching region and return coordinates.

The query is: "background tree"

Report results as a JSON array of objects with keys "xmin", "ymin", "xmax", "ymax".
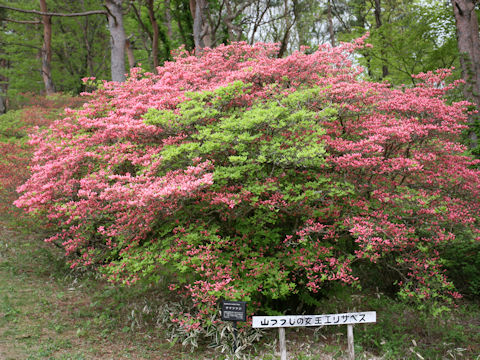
[
  {"xmin": 52, "ymin": 1, "xmax": 110, "ymax": 92},
  {"xmin": 451, "ymin": 0, "xmax": 480, "ymax": 150},
  {"xmin": 1, "ymin": 1, "xmax": 46, "ymax": 99},
  {"xmin": 129, "ymin": 0, "xmax": 172, "ymax": 71},
  {"xmin": 0, "ymin": 0, "xmax": 478, "ymax": 152},
  {"xmin": 0, "ymin": 0, "xmax": 129, "ymax": 94},
  {"xmin": 0, "ymin": 7, "xmax": 8, "ymax": 113},
  {"xmin": 0, "ymin": 1, "xmax": 110, "ymax": 99},
  {"xmin": 190, "ymin": 0, "xmax": 212, "ymax": 52},
  {"xmin": 105, "ymin": 0, "xmax": 127, "ymax": 81},
  {"xmin": 336, "ymin": 1, "xmax": 460, "ymax": 85},
  {"xmin": 39, "ymin": 0, "xmax": 55, "ymax": 94}
]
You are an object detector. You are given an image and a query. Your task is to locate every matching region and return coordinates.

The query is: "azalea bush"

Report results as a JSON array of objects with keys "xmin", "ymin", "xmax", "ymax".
[
  {"xmin": 0, "ymin": 110, "xmax": 30, "ymax": 216},
  {"xmin": 16, "ymin": 39, "xmax": 480, "ymax": 334},
  {"xmin": 0, "ymin": 95, "xmax": 83, "ymax": 220}
]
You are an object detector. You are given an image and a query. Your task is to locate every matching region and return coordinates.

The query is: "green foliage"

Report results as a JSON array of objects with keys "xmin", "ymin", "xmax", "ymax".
[
  {"xmin": 50, "ymin": 1, "xmax": 110, "ymax": 93},
  {"xmin": 356, "ymin": 295, "xmax": 480, "ymax": 359},
  {"xmin": 0, "ymin": 109, "xmax": 28, "ymax": 141},
  {"xmin": 0, "ymin": 0, "xmax": 198, "ymax": 104},
  {"xmin": 146, "ymin": 82, "xmax": 329, "ymax": 172},
  {"xmin": 0, "ymin": 0, "xmax": 110, "ymax": 99},
  {"xmin": 339, "ymin": 1, "xmax": 460, "ymax": 85},
  {"xmin": 0, "ymin": 1, "xmax": 44, "ymax": 97},
  {"xmin": 97, "ymin": 81, "xmax": 356, "ymax": 326},
  {"xmin": 440, "ymin": 235, "xmax": 480, "ymax": 298}
]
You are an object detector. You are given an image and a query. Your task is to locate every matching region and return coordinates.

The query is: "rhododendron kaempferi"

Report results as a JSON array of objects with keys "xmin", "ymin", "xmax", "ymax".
[
  {"xmin": 0, "ymin": 97, "xmax": 84, "ymax": 218},
  {"xmin": 16, "ymin": 38, "xmax": 480, "ymax": 333}
]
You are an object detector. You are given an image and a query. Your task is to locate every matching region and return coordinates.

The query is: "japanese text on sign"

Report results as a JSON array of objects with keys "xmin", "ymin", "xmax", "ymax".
[
  {"xmin": 221, "ymin": 301, "xmax": 247, "ymax": 322},
  {"xmin": 252, "ymin": 311, "xmax": 376, "ymax": 328}
]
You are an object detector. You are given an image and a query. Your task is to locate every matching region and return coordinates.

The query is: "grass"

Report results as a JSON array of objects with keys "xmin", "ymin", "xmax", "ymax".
[{"xmin": 0, "ymin": 222, "xmax": 221, "ymax": 360}]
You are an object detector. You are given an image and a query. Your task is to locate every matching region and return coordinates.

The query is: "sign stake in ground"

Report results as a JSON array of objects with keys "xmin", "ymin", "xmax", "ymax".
[
  {"xmin": 278, "ymin": 327, "xmax": 287, "ymax": 360},
  {"xmin": 347, "ymin": 324, "xmax": 354, "ymax": 360},
  {"xmin": 252, "ymin": 311, "xmax": 376, "ymax": 359},
  {"xmin": 221, "ymin": 300, "xmax": 247, "ymax": 354}
]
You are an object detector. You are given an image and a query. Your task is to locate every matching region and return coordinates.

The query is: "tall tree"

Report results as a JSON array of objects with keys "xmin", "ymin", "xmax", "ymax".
[
  {"xmin": 451, "ymin": 0, "xmax": 480, "ymax": 149},
  {"xmin": 0, "ymin": 1, "xmax": 56, "ymax": 94},
  {"xmin": 164, "ymin": 0, "xmax": 173, "ymax": 38},
  {"xmin": 105, "ymin": 0, "xmax": 126, "ymax": 82},
  {"xmin": 146, "ymin": 0, "xmax": 160, "ymax": 69},
  {"xmin": 373, "ymin": 0, "xmax": 389, "ymax": 78},
  {"xmin": 278, "ymin": 0, "xmax": 295, "ymax": 57},
  {"xmin": 171, "ymin": 0, "xmax": 194, "ymax": 51},
  {"xmin": 247, "ymin": 0, "xmax": 271, "ymax": 44},
  {"xmin": 53, "ymin": 0, "xmax": 110, "ymax": 92},
  {"xmin": 335, "ymin": 1, "xmax": 459, "ymax": 85},
  {"xmin": 130, "ymin": 0, "xmax": 172, "ymax": 72},
  {"xmin": 0, "ymin": 8, "xmax": 8, "ymax": 113},
  {"xmin": 190, "ymin": 0, "xmax": 212, "ymax": 53},
  {"xmin": 39, "ymin": 0, "xmax": 55, "ymax": 94},
  {"xmin": 327, "ymin": 0, "xmax": 335, "ymax": 46},
  {"xmin": 0, "ymin": 0, "xmax": 119, "ymax": 96},
  {"xmin": 0, "ymin": 58, "xmax": 7, "ymax": 113}
]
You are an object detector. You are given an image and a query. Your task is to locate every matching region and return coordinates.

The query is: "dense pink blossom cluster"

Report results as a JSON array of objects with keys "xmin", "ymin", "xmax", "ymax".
[{"xmin": 16, "ymin": 38, "xmax": 480, "ymax": 329}]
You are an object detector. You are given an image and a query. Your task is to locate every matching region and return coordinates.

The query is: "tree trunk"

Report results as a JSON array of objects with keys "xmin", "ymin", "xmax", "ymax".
[
  {"xmin": 39, "ymin": 0, "xmax": 55, "ymax": 95},
  {"xmin": 105, "ymin": 0, "xmax": 126, "ymax": 82},
  {"xmin": 147, "ymin": 0, "xmax": 160, "ymax": 70},
  {"xmin": 374, "ymin": 0, "xmax": 389, "ymax": 79},
  {"xmin": 249, "ymin": 0, "xmax": 270, "ymax": 44},
  {"xmin": 0, "ymin": 90, "xmax": 5, "ymax": 114},
  {"xmin": 190, "ymin": 0, "xmax": 212, "ymax": 54},
  {"xmin": 352, "ymin": 0, "xmax": 371, "ymax": 77},
  {"xmin": 0, "ymin": 52, "xmax": 8, "ymax": 113},
  {"xmin": 164, "ymin": 0, "xmax": 173, "ymax": 38},
  {"xmin": 224, "ymin": 1, "xmax": 237, "ymax": 41},
  {"xmin": 292, "ymin": 0, "xmax": 305, "ymax": 47},
  {"xmin": 125, "ymin": 38, "xmax": 136, "ymax": 68},
  {"xmin": 327, "ymin": 0, "xmax": 335, "ymax": 47},
  {"xmin": 451, "ymin": 0, "xmax": 480, "ymax": 149},
  {"xmin": 278, "ymin": 0, "xmax": 295, "ymax": 57},
  {"xmin": 78, "ymin": 0, "xmax": 95, "ymax": 77}
]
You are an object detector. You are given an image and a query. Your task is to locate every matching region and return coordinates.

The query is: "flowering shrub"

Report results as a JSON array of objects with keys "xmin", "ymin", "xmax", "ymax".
[
  {"xmin": 0, "ymin": 95, "xmax": 84, "ymax": 220},
  {"xmin": 16, "ymin": 40, "xmax": 480, "ymax": 333},
  {"xmin": 0, "ymin": 111, "xmax": 29, "ymax": 215}
]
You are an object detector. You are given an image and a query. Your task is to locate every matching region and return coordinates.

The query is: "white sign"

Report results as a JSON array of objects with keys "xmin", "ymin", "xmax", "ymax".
[{"xmin": 252, "ymin": 311, "xmax": 376, "ymax": 328}]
